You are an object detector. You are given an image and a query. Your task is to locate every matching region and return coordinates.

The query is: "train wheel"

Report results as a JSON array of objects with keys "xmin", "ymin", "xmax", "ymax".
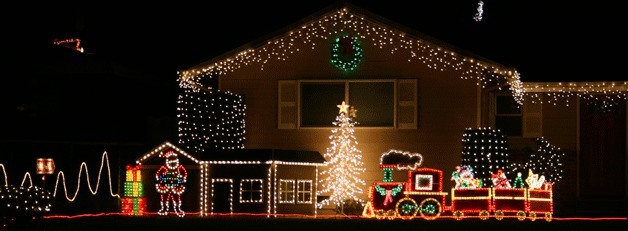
[
  {"xmin": 495, "ymin": 210, "xmax": 504, "ymax": 220},
  {"xmin": 395, "ymin": 198, "xmax": 418, "ymax": 220},
  {"xmin": 418, "ymin": 198, "xmax": 441, "ymax": 220},
  {"xmin": 529, "ymin": 211, "xmax": 537, "ymax": 221},
  {"xmin": 385, "ymin": 210, "xmax": 397, "ymax": 220},
  {"xmin": 544, "ymin": 212, "xmax": 552, "ymax": 222},
  {"xmin": 479, "ymin": 210, "xmax": 490, "ymax": 220},
  {"xmin": 453, "ymin": 210, "xmax": 464, "ymax": 221},
  {"xmin": 375, "ymin": 209, "xmax": 386, "ymax": 220},
  {"xmin": 516, "ymin": 210, "xmax": 526, "ymax": 221}
]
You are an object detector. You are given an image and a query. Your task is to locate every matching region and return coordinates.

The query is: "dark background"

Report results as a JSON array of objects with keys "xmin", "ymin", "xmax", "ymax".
[
  {"xmin": 2, "ymin": 0, "xmax": 624, "ymax": 143},
  {"xmin": 0, "ymin": 0, "xmax": 624, "ymax": 215}
]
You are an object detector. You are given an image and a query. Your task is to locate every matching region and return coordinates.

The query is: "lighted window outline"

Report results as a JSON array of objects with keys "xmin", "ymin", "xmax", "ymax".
[
  {"xmin": 415, "ymin": 174, "xmax": 433, "ymax": 191},
  {"xmin": 239, "ymin": 179, "xmax": 263, "ymax": 203},
  {"xmin": 296, "ymin": 180, "xmax": 313, "ymax": 204},
  {"xmin": 279, "ymin": 179, "xmax": 295, "ymax": 204}
]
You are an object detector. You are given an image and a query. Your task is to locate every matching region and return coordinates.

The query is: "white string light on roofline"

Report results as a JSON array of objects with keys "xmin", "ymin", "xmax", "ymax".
[
  {"xmin": 178, "ymin": 7, "xmax": 627, "ymax": 107},
  {"xmin": 523, "ymin": 82, "xmax": 628, "ymax": 108},
  {"xmin": 178, "ymin": 7, "xmax": 523, "ymax": 103}
]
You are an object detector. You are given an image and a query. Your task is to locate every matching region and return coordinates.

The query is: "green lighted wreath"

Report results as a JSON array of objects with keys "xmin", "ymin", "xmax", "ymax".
[{"xmin": 331, "ymin": 34, "xmax": 363, "ymax": 71}]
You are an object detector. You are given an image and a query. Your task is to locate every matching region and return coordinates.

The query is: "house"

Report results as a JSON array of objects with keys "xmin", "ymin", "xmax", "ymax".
[
  {"xmin": 134, "ymin": 141, "xmax": 325, "ymax": 216},
  {"xmin": 176, "ymin": 2, "xmax": 627, "ymax": 215}
]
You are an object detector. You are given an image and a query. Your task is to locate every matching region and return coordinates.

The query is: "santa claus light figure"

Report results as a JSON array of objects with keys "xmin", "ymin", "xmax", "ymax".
[{"xmin": 156, "ymin": 150, "xmax": 188, "ymax": 217}]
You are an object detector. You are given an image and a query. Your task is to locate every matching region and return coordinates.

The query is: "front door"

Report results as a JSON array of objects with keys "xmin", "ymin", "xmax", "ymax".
[{"xmin": 211, "ymin": 179, "xmax": 233, "ymax": 214}]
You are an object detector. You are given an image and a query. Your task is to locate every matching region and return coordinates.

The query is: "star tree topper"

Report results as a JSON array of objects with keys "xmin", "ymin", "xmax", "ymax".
[
  {"xmin": 337, "ymin": 101, "xmax": 350, "ymax": 114},
  {"xmin": 348, "ymin": 106, "xmax": 357, "ymax": 117}
]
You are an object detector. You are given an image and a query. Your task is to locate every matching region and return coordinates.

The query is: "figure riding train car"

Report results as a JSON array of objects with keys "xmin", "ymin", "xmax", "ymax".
[
  {"xmin": 362, "ymin": 150, "xmax": 448, "ymax": 220},
  {"xmin": 450, "ymin": 166, "xmax": 554, "ymax": 221},
  {"xmin": 362, "ymin": 150, "xmax": 555, "ymax": 221}
]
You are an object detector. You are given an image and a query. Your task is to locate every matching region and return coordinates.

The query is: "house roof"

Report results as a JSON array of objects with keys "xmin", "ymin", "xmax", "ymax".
[
  {"xmin": 136, "ymin": 141, "xmax": 326, "ymax": 166},
  {"xmin": 176, "ymin": 1, "xmax": 626, "ymax": 106},
  {"xmin": 136, "ymin": 141, "xmax": 202, "ymax": 165},
  {"xmin": 178, "ymin": 1, "xmax": 517, "ymax": 88},
  {"xmin": 200, "ymin": 148, "xmax": 326, "ymax": 165}
]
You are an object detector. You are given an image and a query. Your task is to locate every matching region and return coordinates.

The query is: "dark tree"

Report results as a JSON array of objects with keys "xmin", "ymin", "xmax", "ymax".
[{"xmin": 461, "ymin": 127, "xmax": 511, "ymax": 187}]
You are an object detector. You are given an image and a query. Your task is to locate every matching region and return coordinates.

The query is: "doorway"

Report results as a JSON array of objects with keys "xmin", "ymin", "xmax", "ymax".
[{"xmin": 211, "ymin": 179, "xmax": 233, "ymax": 214}]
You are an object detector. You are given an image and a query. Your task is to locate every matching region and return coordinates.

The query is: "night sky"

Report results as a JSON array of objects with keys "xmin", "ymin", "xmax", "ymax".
[
  {"xmin": 6, "ymin": 0, "xmax": 624, "ymax": 81},
  {"xmin": 1, "ymin": 0, "xmax": 624, "ymax": 143}
]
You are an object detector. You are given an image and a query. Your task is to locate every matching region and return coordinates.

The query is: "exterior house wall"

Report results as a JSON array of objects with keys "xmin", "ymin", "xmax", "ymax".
[
  {"xmin": 274, "ymin": 165, "xmax": 317, "ymax": 215},
  {"xmin": 541, "ymin": 96, "xmax": 578, "ymax": 205},
  {"xmin": 208, "ymin": 164, "xmax": 269, "ymax": 214},
  {"xmin": 218, "ymin": 34, "xmax": 479, "ymax": 200},
  {"xmin": 495, "ymin": 94, "xmax": 580, "ymax": 213}
]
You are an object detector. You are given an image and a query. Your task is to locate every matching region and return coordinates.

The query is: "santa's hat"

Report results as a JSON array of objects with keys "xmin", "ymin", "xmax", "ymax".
[{"xmin": 160, "ymin": 150, "xmax": 177, "ymax": 158}]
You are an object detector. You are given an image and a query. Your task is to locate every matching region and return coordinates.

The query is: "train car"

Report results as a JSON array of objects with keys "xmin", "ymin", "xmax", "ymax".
[
  {"xmin": 492, "ymin": 188, "xmax": 527, "ymax": 220},
  {"xmin": 450, "ymin": 188, "xmax": 492, "ymax": 220},
  {"xmin": 527, "ymin": 187, "xmax": 553, "ymax": 221}
]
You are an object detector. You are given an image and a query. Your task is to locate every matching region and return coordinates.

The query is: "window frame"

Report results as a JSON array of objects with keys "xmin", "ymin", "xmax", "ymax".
[
  {"xmin": 298, "ymin": 79, "xmax": 397, "ymax": 129},
  {"xmin": 490, "ymin": 92, "xmax": 543, "ymax": 138},
  {"xmin": 296, "ymin": 180, "xmax": 313, "ymax": 204},
  {"xmin": 491, "ymin": 92, "xmax": 523, "ymax": 137},
  {"xmin": 239, "ymin": 179, "xmax": 263, "ymax": 203},
  {"xmin": 278, "ymin": 179, "xmax": 296, "ymax": 204}
]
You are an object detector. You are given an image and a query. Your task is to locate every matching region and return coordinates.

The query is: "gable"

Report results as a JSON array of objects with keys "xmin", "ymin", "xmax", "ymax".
[
  {"xmin": 135, "ymin": 141, "xmax": 201, "ymax": 165},
  {"xmin": 178, "ymin": 3, "xmax": 523, "ymax": 104}
]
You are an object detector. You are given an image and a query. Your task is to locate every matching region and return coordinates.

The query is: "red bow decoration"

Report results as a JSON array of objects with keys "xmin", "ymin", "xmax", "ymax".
[
  {"xmin": 339, "ymin": 36, "xmax": 355, "ymax": 56},
  {"xmin": 383, "ymin": 190, "xmax": 393, "ymax": 206}
]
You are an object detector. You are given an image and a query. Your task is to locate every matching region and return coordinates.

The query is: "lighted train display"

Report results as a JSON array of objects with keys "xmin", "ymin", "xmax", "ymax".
[{"xmin": 361, "ymin": 151, "xmax": 553, "ymax": 221}]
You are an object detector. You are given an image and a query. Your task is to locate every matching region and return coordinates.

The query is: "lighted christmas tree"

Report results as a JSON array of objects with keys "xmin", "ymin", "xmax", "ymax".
[
  {"xmin": 509, "ymin": 137, "xmax": 565, "ymax": 185},
  {"xmin": 178, "ymin": 88, "xmax": 246, "ymax": 155},
  {"xmin": 528, "ymin": 137, "xmax": 565, "ymax": 184},
  {"xmin": 318, "ymin": 101, "xmax": 366, "ymax": 213},
  {"xmin": 461, "ymin": 127, "xmax": 511, "ymax": 187},
  {"xmin": 512, "ymin": 172, "xmax": 525, "ymax": 188}
]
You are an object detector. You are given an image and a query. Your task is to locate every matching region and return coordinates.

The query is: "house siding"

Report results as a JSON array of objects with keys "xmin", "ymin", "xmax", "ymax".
[
  {"xmin": 274, "ymin": 165, "xmax": 317, "ymax": 215},
  {"xmin": 542, "ymin": 96, "xmax": 578, "ymax": 205},
  {"xmin": 218, "ymin": 35, "xmax": 478, "ymax": 201},
  {"xmin": 208, "ymin": 164, "xmax": 269, "ymax": 214}
]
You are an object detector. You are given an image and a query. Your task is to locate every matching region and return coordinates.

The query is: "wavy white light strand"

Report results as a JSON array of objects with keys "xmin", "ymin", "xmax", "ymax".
[
  {"xmin": 0, "ymin": 164, "xmax": 9, "ymax": 187},
  {"xmin": 53, "ymin": 152, "xmax": 120, "ymax": 202},
  {"xmin": 2, "ymin": 152, "xmax": 119, "ymax": 202},
  {"xmin": 21, "ymin": 172, "xmax": 34, "ymax": 188},
  {"xmin": 0, "ymin": 164, "xmax": 35, "ymax": 188}
]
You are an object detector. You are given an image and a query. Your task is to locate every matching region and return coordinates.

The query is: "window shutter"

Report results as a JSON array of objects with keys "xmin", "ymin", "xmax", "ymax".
[
  {"xmin": 488, "ymin": 93, "xmax": 496, "ymax": 127},
  {"xmin": 397, "ymin": 79, "xmax": 418, "ymax": 129},
  {"xmin": 278, "ymin": 80, "xmax": 298, "ymax": 129},
  {"xmin": 522, "ymin": 96, "xmax": 542, "ymax": 137}
]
